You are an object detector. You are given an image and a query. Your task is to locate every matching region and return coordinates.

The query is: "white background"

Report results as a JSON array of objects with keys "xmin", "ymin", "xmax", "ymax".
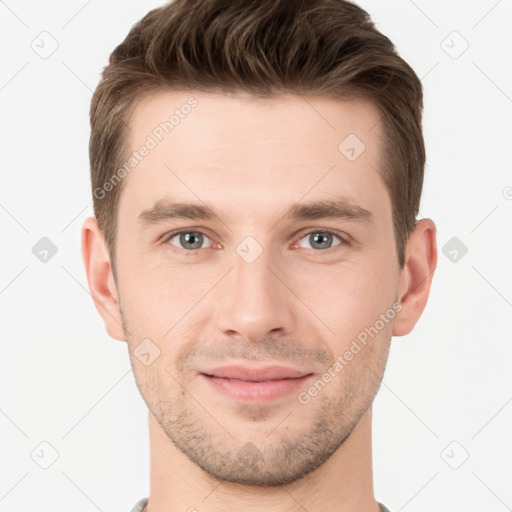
[{"xmin": 1, "ymin": 0, "xmax": 511, "ymax": 511}]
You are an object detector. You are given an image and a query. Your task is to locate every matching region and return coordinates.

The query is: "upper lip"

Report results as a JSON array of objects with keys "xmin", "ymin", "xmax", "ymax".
[{"xmin": 200, "ymin": 365, "xmax": 312, "ymax": 381}]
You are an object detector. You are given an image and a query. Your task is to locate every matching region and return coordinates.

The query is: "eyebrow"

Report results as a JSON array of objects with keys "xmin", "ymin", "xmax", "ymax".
[{"xmin": 137, "ymin": 198, "xmax": 374, "ymax": 228}]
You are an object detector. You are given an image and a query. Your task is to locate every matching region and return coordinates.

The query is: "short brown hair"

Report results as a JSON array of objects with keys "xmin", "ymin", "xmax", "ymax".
[{"xmin": 89, "ymin": 0, "xmax": 425, "ymax": 275}]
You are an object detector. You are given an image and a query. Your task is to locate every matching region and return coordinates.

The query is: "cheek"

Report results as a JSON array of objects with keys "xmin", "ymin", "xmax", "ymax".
[
  {"xmin": 119, "ymin": 262, "xmax": 220, "ymax": 376},
  {"xmin": 296, "ymin": 258, "xmax": 397, "ymax": 342},
  {"xmin": 119, "ymin": 254, "xmax": 209, "ymax": 329}
]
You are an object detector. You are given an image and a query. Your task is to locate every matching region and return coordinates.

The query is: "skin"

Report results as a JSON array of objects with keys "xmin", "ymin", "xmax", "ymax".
[{"xmin": 82, "ymin": 91, "xmax": 437, "ymax": 512}]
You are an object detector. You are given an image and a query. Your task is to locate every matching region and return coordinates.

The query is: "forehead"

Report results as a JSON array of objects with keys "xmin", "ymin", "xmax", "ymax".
[
  {"xmin": 129, "ymin": 90, "xmax": 382, "ymax": 158},
  {"xmin": 118, "ymin": 90, "xmax": 388, "ymax": 226}
]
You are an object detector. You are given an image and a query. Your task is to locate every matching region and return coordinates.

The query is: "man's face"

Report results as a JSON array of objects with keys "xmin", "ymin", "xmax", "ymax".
[{"xmin": 115, "ymin": 91, "xmax": 400, "ymax": 485}]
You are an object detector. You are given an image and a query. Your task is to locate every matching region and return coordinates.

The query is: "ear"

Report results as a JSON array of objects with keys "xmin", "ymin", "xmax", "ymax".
[
  {"xmin": 81, "ymin": 216, "xmax": 126, "ymax": 342},
  {"xmin": 393, "ymin": 218, "xmax": 437, "ymax": 336}
]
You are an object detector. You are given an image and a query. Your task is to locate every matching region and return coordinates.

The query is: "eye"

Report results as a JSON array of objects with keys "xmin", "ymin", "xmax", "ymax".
[
  {"xmin": 162, "ymin": 228, "xmax": 348, "ymax": 253},
  {"xmin": 296, "ymin": 230, "xmax": 346, "ymax": 251},
  {"xmin": 165, "ymin": 230, "xmax": 213, "ymax": 251}
]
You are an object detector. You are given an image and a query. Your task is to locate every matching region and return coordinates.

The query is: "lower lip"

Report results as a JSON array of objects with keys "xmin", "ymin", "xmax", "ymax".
[{"xmin": 200, "ymin": 373, "xmax": 313, "ymax": 402}]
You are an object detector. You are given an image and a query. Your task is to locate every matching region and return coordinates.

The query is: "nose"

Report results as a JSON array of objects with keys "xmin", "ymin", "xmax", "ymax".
[{"xmin": 214, "ymin": 242, "xmax": 296, "ymax": 343}]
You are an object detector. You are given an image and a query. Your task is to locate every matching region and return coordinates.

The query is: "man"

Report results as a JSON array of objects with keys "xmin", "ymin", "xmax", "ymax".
[{"xmin": 81, "ymin": 0, "xmax": 437, "ymax": 510}]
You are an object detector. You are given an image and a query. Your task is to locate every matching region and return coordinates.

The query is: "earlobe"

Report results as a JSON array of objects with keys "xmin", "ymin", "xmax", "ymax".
[
  {"xmin": 81, "ymin": 216, "xmax": 126, "ymax": 341},
  {"xmin": 393, "ymin": 219, "xmax": 437, "ymax": 337}
]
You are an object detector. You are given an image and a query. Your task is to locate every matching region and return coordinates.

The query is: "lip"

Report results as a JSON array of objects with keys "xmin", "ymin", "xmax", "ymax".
[
  {"xmin": 200, "ymin": 364, "xmax": 311, "ymax": 381},
  {"xmin": 198, "ymin": 365, "xmax": 314, "ymax": 402}
]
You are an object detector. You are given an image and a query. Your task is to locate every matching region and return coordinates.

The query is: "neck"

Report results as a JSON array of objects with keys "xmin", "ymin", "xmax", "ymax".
[{"xmin": 145, "ymin": 407, "xmax": 380, "ymax": 512}]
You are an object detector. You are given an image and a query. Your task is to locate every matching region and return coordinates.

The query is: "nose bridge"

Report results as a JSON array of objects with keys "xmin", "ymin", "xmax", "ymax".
[{"xmin": 215, "ymin": 236, "xmax": 294, "ymax": 341}]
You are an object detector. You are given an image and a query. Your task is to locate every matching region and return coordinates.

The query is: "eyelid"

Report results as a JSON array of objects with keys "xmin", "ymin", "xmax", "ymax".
[{"xmin": 162, "ymin": 227, "xmax": 351, "ymax": 252}]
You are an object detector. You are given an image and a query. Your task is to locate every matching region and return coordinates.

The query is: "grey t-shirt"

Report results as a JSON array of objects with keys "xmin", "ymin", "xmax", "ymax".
[{"xmin": 131, "ymin": 497, "xmax": 391, "ymax": 511}]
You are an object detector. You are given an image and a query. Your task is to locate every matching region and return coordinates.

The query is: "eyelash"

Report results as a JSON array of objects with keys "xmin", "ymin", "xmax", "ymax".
[{"xmin": 162, "ymin": 228, "xmax": 350, "ymax": 254}]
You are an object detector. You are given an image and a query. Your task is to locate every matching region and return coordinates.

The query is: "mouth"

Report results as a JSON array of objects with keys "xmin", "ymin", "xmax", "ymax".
[{"xmin": 198, "ymin": 365, "xmax": 314, "ymax": 402}]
